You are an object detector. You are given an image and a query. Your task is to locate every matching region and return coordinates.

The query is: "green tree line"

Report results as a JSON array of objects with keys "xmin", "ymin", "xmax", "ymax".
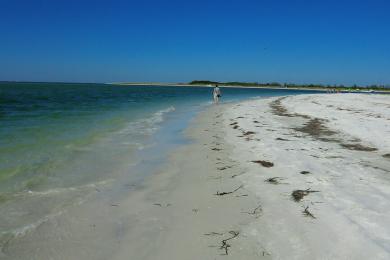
[{"xmin": 189, "ymin": 80, "xmax": 389, "ymax": 90}]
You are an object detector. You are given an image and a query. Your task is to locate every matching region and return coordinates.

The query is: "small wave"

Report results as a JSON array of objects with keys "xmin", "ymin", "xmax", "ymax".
[
  {"xmin": 0, "ymin": 179, "xmax": 114, "ymax": 249},
  {"xmin": 143, "ymin": 106, "xmax": 175, "ymax": 128},
  {"xmin": 1, "ymin": 208, "xmax": 66, "ymax": 239},
  {"xmin": 153, "ymin": 106, "xmax": 176, "ymax": 119},
  {"xmin": 0, "ymin": 195, "xmax": 88, "ymax": 253},
  {"xmin": 118, "ymin": 106, "xmax": 175, "ymax": 137},
  {"xmin": 6, "ymin": 179, "xmax": 114, "ymax": 199}
]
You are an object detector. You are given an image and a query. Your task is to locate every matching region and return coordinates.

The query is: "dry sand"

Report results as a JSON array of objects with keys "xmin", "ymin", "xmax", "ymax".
[{"xmin": 222, "ymin": 93, "xmax": 390, "ymax": 259}]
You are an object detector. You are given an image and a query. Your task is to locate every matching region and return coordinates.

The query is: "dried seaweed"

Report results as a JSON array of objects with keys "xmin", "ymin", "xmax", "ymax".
[
  {"xmin": 251, "ymin": 160, "xmax": 274, "ymax": 167},
  {"xmin": 291, "ymin": 189, "xmax": 319, "ymax": 202},
  {"xmin": 215, "ymin": 185, "xmax": 243, "ymax": 196}
]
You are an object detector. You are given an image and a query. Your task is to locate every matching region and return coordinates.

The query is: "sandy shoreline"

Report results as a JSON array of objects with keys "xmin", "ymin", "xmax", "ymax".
[
  {"xmin": 110, "ymin": 82, "xmax": 390, "ymax": 93},
  {"xmin": 110, "ymin": 82, "xmax": 328, "ymax": 91},
  {"xmin": 3, "ymin": 93, "xmax": 390, "ymax": 259},
  {"xmin": 113, "ymin": 93, "xmax": 390, "ymax": 259}
]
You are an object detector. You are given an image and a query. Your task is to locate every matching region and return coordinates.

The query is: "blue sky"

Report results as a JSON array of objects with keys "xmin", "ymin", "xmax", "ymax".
[{"xmin": 0, "ymin": 0, "xmax": 389, "ymax": 85}]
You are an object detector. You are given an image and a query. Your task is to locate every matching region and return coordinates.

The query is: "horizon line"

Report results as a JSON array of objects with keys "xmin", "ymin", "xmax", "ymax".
[{"xmin": 1, "ymin": 80, "xmax": 390, "ymax": 88}]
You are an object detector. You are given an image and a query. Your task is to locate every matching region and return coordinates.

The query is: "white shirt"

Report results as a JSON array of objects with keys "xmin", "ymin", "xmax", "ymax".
[{"xmin": 213, "ymin": 87, "xmax": 221, "ymax": 96}]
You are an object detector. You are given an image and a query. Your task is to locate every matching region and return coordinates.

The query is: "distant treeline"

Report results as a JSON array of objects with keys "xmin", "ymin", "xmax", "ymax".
[{"xmin": 189, "ymin": 80, "xmax": 389, "ymax": 90}]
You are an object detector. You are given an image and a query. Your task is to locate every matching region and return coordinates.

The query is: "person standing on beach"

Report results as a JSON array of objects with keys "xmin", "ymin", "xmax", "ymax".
[{"xmin": 213, "ymin": 85, "xmax": 221, "ymax": 104}]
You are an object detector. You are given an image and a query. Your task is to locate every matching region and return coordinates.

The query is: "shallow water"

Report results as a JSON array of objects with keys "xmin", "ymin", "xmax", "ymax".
[{"xmin": 0, "ymin": 82, "xmax": 321, "ymax": 247}]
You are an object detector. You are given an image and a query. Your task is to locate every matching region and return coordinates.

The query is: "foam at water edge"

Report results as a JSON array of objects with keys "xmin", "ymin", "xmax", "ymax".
[
  {"xmin": 18, "ymin": 179, "xmax": 114, "ymax": 198},
  {"xmin": 118, "ymin": 106, "xmax": 176, "ymax": 136},
  {"xmin": 0, "ymin": 197, "xmax": 85, "ymax": 255}
]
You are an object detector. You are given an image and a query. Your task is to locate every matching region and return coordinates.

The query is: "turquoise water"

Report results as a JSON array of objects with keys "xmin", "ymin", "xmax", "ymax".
[
  {"xmin": 0, "ymin": 82, "xmax": 320, "ymax": 240},
  {"xmin": 0, "ymin": 82, "xmax": 319, "ymax": 193}
]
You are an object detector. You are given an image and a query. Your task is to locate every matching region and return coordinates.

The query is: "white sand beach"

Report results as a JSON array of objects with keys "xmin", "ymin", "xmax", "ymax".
[
  {"xmin": 3, "ymin": 94, "xmax": 390, "ymax": 259},
  {"xmin": 221, "ymin": 94, "xmax": 390, "ymax": 259}
]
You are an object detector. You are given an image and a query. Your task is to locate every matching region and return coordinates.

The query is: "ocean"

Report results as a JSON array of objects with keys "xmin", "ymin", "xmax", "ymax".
[{"xmin": 0, "ymin": 82, "xmax": 320, "ymax": 247}]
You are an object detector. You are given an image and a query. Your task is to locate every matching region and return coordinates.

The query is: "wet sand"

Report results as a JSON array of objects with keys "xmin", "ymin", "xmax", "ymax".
[{"xmin": 3, "ymin": 102, "xmax": 264, "ymax": 260}]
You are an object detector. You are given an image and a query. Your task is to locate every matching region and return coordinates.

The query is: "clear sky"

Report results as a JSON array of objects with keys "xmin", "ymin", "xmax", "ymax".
[{"xmin": 0, "ymin": 0, "xmax": 389, "ymax": 85}]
